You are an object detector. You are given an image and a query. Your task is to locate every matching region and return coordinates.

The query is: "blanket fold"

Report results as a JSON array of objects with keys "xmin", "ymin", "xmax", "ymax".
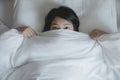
[{"xmin": 0, "ymin": 29, "xmax": 120, "ymax": 80}]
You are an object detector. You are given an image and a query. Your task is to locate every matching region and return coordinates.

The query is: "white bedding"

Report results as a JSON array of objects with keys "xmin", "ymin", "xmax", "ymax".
[
  {"xmin": 0, "ymin": 29, "xmax": 120, "ymax": 80},
  {"xmin": 13, "ymin": 0, "xmax": 117, "ymax": 33}
]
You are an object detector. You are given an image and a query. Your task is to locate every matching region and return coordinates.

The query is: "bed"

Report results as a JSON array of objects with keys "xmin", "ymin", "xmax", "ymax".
[{"xmin": 0, "ymin": 0, "xmax": 120, "ymax": 80}]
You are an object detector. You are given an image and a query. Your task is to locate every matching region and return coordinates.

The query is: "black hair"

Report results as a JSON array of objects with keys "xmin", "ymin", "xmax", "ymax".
[{"xmin": 43, "ymin": 6, "xmax": 80, "ymax": 32}]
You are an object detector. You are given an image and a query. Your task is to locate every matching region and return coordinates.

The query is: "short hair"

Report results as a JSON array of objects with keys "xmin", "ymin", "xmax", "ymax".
[{"xmin": 43, "ymin": 6, "xmax": 80, "ymax": 32}]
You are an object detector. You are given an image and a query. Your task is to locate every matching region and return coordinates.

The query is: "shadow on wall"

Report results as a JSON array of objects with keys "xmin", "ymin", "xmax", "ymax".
[
  {"xmin": 116, "ymin": 0, "xmax": 120, "ymax": 27},
  {"xmin": 0, "ymin": 0, "xmax": 14, "ymax": 28}
]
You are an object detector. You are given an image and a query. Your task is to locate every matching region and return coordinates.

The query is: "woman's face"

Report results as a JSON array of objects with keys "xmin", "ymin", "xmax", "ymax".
[{"xmin": 50, "ymin": 16, "xmax": 74, "ymax": 30}]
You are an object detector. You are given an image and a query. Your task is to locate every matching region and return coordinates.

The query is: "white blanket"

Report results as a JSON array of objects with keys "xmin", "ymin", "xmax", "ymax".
[{"xmin": 0, "ymin": 29, "xmax": 120, "ymax": 80}]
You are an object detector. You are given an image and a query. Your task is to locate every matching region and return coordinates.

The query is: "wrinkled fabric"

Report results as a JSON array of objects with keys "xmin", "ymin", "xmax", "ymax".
[{"xmin": 0, "ymin": 29, "xmax": 120, "ymax": 80}]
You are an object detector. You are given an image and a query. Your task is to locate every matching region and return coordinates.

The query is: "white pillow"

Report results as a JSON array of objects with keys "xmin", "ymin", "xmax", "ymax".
[
  {"xmin": 0, "ymin": 20, "xmax": 9, "ymax": 34},
  {"xmin": 13, "ymin": 0, "xmax": 117, "ymax": 33}
]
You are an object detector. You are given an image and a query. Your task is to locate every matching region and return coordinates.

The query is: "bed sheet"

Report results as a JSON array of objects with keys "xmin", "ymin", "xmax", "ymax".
[
  {"xmin": 0, "ymin": 0, "xmax": 119, "ymax": 32},
  {"xmin": 13, "ymin": 0, "xmax": 117, "ymax": 33}
]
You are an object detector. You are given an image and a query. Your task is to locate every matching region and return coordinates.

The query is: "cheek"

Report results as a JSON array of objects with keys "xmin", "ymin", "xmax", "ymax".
[{"xmin": 70, "ymin": 26, "xmax": 74, "ymax": 30}]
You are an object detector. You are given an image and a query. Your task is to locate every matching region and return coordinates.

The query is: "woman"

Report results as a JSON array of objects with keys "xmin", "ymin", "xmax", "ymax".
[
  {"xmin": 16, "ymin": 6, "xmax": 79, "ymax": 36},
  {"xmin": 16, "ymin": 6, "xmax": 108, "ymax": 39},
  {"xmin": 43, "ymin": 6, "xmax": 79, "ymax": 32}
]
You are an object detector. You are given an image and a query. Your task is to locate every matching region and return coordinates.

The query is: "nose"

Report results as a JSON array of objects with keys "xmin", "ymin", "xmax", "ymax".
[
  {"xmin": 59, "ymin": 28, "xmax": 65, "ymax": 30},
  {"xmin": 59, "ymin": 26, "xmax": 64, "ymax": 29},
  {"xmin": 59, "ymin": 27, "xmax": 63, "ymax": 29}
]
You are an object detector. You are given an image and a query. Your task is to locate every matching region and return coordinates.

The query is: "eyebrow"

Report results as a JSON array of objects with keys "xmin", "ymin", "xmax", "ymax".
[
  {"xmin": 51, "ymin": 23, "xmax": 58, "ymax": 25},
  {"xmin": 64, "ymin": 24, "xmax": 72, "ymax": 25}
]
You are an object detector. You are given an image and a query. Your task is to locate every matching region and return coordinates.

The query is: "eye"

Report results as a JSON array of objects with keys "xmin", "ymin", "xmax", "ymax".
[
  {"xmin": 52, "ymin": 27, "xmax": 60, "ymax": 30},
  {"xmin": 64, "ymin": 26, "xmax": 69, "ymax": 29}
]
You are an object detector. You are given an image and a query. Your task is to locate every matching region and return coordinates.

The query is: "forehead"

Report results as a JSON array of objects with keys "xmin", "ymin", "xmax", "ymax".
[{"xmin": 52, "ymin": 16, "xmax": 72, "ymax": 24}]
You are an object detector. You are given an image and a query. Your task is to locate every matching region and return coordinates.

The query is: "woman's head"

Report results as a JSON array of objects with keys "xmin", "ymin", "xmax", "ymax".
[{"xmin": 43, "ymin": 6, "xmax": 80, "ymax": 32}]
